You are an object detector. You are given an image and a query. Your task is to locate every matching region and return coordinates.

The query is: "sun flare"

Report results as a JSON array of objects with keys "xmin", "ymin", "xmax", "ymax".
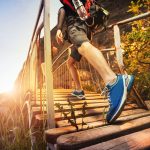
[{"xmin": 0, "ymin": 82, "xmax": 14, "ymax": 93}]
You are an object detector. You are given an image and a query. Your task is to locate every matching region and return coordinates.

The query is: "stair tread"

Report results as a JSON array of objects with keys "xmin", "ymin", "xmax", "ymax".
[
  {"xmin": 56, "ymin": 108, "xmax": 147, "ymax": 127},
  {"xmin": 31, "ymin": 100, "xmax": 108, "ymax": 106},
  {"xmin": 80, "ymin": 128, "xmax": 150, "ymax": 150},
  {"xmin": 32, "ymin": 103, "xmax": 138, "ymax": 114},
  {"xmin": 45, "ymin": 111, "xmax": 150, "ymax": 144},
  {"xmin": 35, "ymin": 103, "xmax": 139, "ymax": 122}
]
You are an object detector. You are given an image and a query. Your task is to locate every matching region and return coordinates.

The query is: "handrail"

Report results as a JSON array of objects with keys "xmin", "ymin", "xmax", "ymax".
[
  {"xmin": 94, "ymin": 11, "xmax": 150, "ymax": 35},
  {"xmin": 53, "ymin": 60, "xmax": 68, "ymax": 73},
  {"xmin": 108, "ymin": 11, "xmax": 150, "ymax": 28},
  {"xmin": 36, "ymin": 22, "xmax": 44, "ymax": 40},
  {"xmin": 27, "ymin": 0, "xmax": 44, "ymax": 60},
  {"xmin": 15, "ymin": 0, "xmax": 55, "ymax": 129},
  {"xmin": 52, "ymin": 44, "xmax": 73, "ymax": 66}
]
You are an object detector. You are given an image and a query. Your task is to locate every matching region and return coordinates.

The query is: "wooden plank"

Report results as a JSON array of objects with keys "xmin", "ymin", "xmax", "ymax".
[
  {"xmin": 36, "ymin": 106, "xmax": 135, "ymax": 122},
  {"xmin": 34, "ymin": 103, "xmax": 139, "ymax": 122},
  {"xmin": 36, "ymin": 96, "xmax": 107, "ymax": 101},
  {"xmin": 81, "ymin": 128, "xmax": 150, "ymax": 150},
  {"xmin": 38, "ymin": 93, "xmax": 102, "ymax": 97},
  {"xmin": 45, "ymin": 111, "xmax": 150, "ymax": 144},
  {"xmin": 32, "ymin": 98, "xmax": 137, "ymax": 106},
  {"xmin": 36, "ymin": 95, "xmax": 106, "ymax": 99},
  {"xmin": 30, "ymin": 100, "xmax": 108, "ymax": 107},
  {"xmin": 32, "ymin": 103, "xmax": 138, "ymax": 114},
  {"xmin": 54, "ymin": 100, "xmax": 108, "ymax": 105},
  {"xmin": 32, "ymin": 104, "xmax": 108, "ymax": 114},
  {"xmin": 37, "ymin": 91, "xmax": 98, "ymax": 95},
  {"xmin": 37, "ymin": 89, "xmax": 97, "ymax": 94},
  {"xmin": 31, "ymin": 101, "xmax": 108, "ymax": 107},
  {"xmin": 56, "ymin": 112, "xmax": 150, "ymax": 150},
  {"xmin": 56, "ymin": 108, "xmax": 147, "ymax": 127},
  {"xmin": 55, "ymin": 100, "xmax": 135, "ymax": 106},
  {"xmin": 53, "ymin": 103, "xmax": 108, "ymax": 109}
]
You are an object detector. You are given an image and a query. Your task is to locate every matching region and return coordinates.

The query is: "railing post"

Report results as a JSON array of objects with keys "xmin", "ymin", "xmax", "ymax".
[
  {"xmin": 113, "ymin": 25, "xmax": 148, "ymax": 109},
  {"xmin": 43, "ymin": 0, "xmax": 55, "ymax": 128},
  {"xmin": 113, "ymin": 25, "xmax": 125, "ymax": 73}
]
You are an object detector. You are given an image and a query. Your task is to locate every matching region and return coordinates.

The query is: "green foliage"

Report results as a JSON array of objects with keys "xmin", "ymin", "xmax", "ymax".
[{"xmin": 122, "ymin": 0, "xmax": 150, "ymax": 99}]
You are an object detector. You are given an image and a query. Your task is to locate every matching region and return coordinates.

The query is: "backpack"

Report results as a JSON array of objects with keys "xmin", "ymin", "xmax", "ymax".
[
  {"xmin": 85, "ymin": 0, "xmax": 109, "ymax": 31},
  {"xmin": 60, "ymin": 0, "xmax": 109, "ymax": 31}
]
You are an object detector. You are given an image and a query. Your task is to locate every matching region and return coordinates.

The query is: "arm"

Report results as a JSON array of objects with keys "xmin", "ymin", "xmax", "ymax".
[{"xmin": 56, "ymin": 7, "xmax": 66, "ymax": 44}]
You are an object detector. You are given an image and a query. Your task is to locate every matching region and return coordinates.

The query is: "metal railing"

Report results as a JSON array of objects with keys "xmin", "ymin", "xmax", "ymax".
[
  {"xmin": 14, "ymin": 0, "xmax": 55, "ymax": 128},
  {"xmin": 52, "ymin": 47, "xmax": 117, "ymax": 92}
]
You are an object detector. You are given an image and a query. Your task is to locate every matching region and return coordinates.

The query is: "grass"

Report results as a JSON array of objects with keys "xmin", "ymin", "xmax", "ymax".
[{"xmin": 0, "ymin": 95, "xmax": 46, "ymax": 150}]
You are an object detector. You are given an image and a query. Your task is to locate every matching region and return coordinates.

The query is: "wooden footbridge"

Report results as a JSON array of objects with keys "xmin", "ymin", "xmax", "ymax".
[{"xmin": 14, "ymin": 0, "xmax": 150, "ymax": 149}]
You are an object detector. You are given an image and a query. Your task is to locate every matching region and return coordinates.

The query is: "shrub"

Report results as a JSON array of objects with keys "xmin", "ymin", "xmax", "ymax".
[{"xmin": 122, "ymin": 0, "xmax": 150, "ymax": 99}]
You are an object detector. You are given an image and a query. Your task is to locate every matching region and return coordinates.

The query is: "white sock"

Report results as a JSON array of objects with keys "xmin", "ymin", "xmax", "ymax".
[{"xmin": 106, "ymin": 76, "xmax": 117, "ymax": 86}]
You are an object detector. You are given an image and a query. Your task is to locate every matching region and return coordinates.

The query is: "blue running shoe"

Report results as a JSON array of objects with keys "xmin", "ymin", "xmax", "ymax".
[
  {"xmin": 71, "ymin": 90, "xmax": 86, "ymax": 100},
  {"xmin": 106, "ymin": 75, "xmax": 129, "ymax": 123}
]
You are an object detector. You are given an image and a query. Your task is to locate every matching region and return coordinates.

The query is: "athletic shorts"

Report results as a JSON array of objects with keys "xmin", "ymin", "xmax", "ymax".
[{"xmin": 68, "ymin": 21, "xmax": 91, "ymax": 62}]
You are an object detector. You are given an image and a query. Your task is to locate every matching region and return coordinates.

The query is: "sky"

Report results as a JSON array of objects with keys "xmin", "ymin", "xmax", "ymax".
[{"xmin": 0, "ymin": 0, "xmax": 62, "ymax": 93}]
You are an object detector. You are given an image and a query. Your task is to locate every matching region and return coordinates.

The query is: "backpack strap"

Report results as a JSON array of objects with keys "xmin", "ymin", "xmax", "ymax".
[
  {"xmin": 60, "ymin": 0, "xmax": 75, "ymax": 11},
  {"xmin": 85, "ymin": 0, "xmax": 94, "ymax": 16}
]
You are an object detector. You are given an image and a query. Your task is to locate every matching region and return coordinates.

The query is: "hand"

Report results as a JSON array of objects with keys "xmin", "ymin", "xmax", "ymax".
[{"xmin": 56, "ymin": 29, "xmax": 63, "ymax": 44}]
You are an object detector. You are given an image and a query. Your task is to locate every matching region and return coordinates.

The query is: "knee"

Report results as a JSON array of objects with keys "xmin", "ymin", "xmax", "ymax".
[{"xmin": 78, "ymin": 42, "xmax": 92, "ymax": 55}]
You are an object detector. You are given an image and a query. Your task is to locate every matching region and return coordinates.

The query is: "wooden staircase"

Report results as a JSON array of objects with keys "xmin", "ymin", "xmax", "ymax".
[
  {"xmin": 31, "ymin": 89, "xmax": 146, "ymax": 127},
  {"xmin": 27, "ymin": 89, "xmax": 150, "ymax": 149}
]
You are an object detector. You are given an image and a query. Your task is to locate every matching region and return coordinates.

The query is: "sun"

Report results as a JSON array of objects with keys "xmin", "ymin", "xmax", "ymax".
[{"xmin": 0, "ymin": 82, "xmax": 14, "ymax": 93}]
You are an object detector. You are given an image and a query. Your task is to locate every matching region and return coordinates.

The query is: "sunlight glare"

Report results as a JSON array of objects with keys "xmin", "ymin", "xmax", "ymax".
[{"xmin": 0, "ymin": 81, "xmax": 14, "ymax": 93}]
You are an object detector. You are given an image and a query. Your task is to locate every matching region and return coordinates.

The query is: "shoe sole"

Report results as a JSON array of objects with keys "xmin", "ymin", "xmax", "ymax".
[
  {"xmin": 108, "ymin": 75, "xmax": 128, "ymax": 123},
  {"xmin": 71, "ymin": 93, "xmax": 86, "ymax": 100}
]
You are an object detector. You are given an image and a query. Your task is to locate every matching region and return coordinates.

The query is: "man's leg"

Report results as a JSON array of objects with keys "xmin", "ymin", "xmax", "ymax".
[
  {"xmin": 78, "ymin": 42, "xmax": 134, "ymax": 123},
  {"xmin": 67, "ymin": 56, "xmax": 82, "ymax": 90},
  {"xmin": 78, "ymin": 42, "xmax": 116, "ymax": 85},
  {"xmin": 67, "ymin": 56, "xmax": 85, "ymax": 99},
  {"xmin": 68, "ymin": 25, "xmax": 134, "ymax": 123}
]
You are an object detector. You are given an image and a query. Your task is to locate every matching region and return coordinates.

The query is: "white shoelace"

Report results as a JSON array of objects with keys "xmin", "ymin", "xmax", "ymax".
[{"xmin": 100, "ymin": 86, "xmax": 112, "ymax": 106}]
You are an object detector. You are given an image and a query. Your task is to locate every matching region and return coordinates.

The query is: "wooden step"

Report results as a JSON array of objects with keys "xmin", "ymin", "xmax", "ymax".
[
  {"xmin": 38, "ymin": 89, "xmax": 96, "ymax": 93},
  {"xmin": 80, "ymin": 128, "xmax": 150, "ymax": 150},
  {"xmin": 35, "ymin": 96, "xmax": 107, "ymax": 101},
  {"xmin": 31, "ymin": 99, "xmax": 108, "ymax": 106},
  {"xmin": 31, "ymin": 98, "xmax": 136, "ymax": 107},
  {"xmin": 37, "ymin": 90, "xmax": 98, "ymax": 95},
  {"xmin": 32, "ymin": 103, "xmax": 109, "ymax": 113},
  {"xmin": 33, "ymin": 103, "xmax": 138, "ymax": 120},
  {"xmin": 37, "ymin": 93, "xmax": 102, "ymax": 97},
  {"xmin": 56, "ymin": 111, "xmax": 150, "ymax": 150},
  {"xmin": 36, "ymin": 96, "xmax": 107, "ymax": 101},
  {"xmin": 45, "ymin": 111, "xmax": 150, "ymax": 144},
  {"xmin": 56, "ymin": 108, "xmax": 147, "ymax": 127},
  {"xmin": 31, "ymin": 98, "xmax": 136, "ymax": 108}
]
